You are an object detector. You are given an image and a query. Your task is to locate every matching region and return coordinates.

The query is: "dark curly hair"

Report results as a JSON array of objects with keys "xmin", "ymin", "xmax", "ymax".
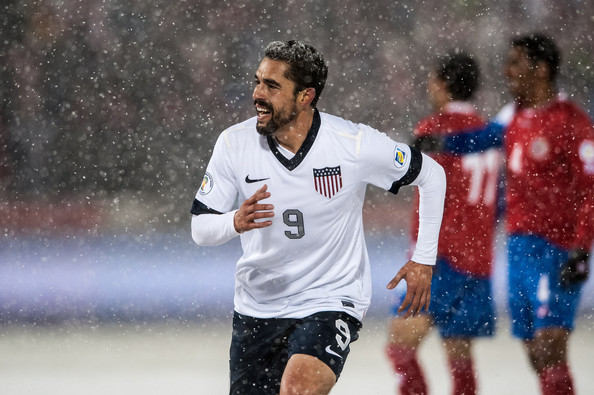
[
  {"xmin": 264, "ymin": 40, "xmax": 328, "ymax": 107},
  {"xmin": 435, "ymin": 51, "xmax": 480, "ymax": 101},
  {"xmin": 511, "ymin": 33, "xmax": 560, "ymax": 82}
]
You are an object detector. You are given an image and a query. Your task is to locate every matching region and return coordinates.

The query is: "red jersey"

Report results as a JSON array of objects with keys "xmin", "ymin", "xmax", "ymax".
[
  {"xmin": 412, "ymin": 102, "xmax": 499, "ymax": 277},
  {"xmin": 505, "ymin": 96, "xmax": 594, "ymax": 250}
]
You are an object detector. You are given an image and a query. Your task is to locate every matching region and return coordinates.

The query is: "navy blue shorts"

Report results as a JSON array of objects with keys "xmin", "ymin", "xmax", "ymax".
[
  {"xmin": 229, "ymin": 310, "xmax": 362, "ymax": 395},
  {"xmin": 391, "ymin": 258, "xmax": 495, "ymax": 338},
  {"xmin": 508, "ymin": 234, "xmax": 584, "ymax": 340}
]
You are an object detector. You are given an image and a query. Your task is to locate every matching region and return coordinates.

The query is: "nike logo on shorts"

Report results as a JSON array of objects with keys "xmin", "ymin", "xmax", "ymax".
[
  {"xmin": 245, "ymin": 175, "xmax": 270, "ymax": 183},
  {"xmin": 325, "ymin": 345, "xmax": 343, "ymax": 359}
]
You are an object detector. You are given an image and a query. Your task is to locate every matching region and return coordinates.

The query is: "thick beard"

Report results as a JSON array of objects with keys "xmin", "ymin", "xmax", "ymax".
[{"xmin": 256, "ymin": 102, "xmax": 298, "ymax": 136}]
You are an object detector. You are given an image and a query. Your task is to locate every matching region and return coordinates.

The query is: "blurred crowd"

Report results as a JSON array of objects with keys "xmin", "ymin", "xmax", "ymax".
[{"xmin": 1, "ymin": 0, "xmax": 593, "ymax": 231}]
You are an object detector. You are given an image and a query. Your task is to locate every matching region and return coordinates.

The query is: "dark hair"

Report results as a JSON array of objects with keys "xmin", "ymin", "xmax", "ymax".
[
  {"xmin": 511, "ymin": 33, "xmax": 560, "ymax": 82},
  {"xmin": 264, "ymin": 40, "xmax": 328, "ymax": 107},
  {"xmin": 435, "ymin": 52, "xmax": 480, "ymax": 101}
]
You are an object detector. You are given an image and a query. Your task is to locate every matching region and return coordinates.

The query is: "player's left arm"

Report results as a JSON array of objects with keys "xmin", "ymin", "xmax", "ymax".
[
  {"xmin": 358, "ymin": 127, "xmax": 445, "ymax": 316},
  {"xmin": 387, "ymin": 260, "xmax": 433, "ymax": 318},
  {"xmin": 387, "ymin": 152, "xmax": 446, "ymax": 317},
  {"xmin": 561, "ymin": 118, "xmax": 594, "ymax": 287}
]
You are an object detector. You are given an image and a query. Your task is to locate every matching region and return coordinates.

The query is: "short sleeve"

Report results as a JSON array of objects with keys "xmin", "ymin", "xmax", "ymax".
[
  {"xmin": 193, "ymin": 130, "xmax": 239, "ymax": 214},
  {"xmin": 358, "ymin": 125, "xmax": 419, "ymax": 193}
]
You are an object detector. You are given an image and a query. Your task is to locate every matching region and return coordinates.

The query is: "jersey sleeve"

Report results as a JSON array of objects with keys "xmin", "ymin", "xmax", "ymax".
[
  {"xmin": 570, "ymin": 114, "xmax": 594, "ymax": 250},
  {"xmin": 408, "ymin": 154, "xmax": 446, "ymax": 264},
  {"xmin": 359, "ymin": 126, "xmax": 446, "ymax": 265},
  {"xmin": 191, "ymin": 211, "xmax": 239, "ymax": 246},
  {"xmin": 191, "ymin": 130, "xmax": 240, "ymax": 214},
  {"xmin": 190, "ymin": 130, "xmax": 243, "ymax": 246},
  {"xmin": 357, "ymin": 125, "xmax": 420, "ymax": 191}
]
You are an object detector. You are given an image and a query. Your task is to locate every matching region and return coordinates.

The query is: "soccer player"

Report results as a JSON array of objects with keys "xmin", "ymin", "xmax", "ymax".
[
  {"xmin": 441, "ymin": 33, "xmax": 593, "ymax": 395},
  {"xmin": 501, "ymin": 33, "xmax": 593, "ymax": 395},
  {"xmin": 385, "ymin": 52, "xmax": 498, "ymax": 395},
  {"xmin": 190, "ymin": 40, "xmax": 446, "ymax": 395}
]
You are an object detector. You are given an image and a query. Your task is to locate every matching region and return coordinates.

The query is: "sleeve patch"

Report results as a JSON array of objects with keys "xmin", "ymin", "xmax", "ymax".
[
  {"xmin": 199, "ymin": 172, "xmax": 214, "ymax": 196},
  {"xmin": 389, "ymin": 146, "xmax": 423, "ymax": 195},
  {"xmin": 394, "ymin": 147, "xmax": 406, "ymax": 168}
]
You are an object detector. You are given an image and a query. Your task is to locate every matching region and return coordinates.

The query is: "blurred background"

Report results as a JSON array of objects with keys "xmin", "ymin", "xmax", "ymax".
[
  {"xmin": 1, "ymin": 0, "xmax": 593, "ymax": 328},
  {"xmin": 2, "ymin": 1, "xmax": 594, "ymax": 394}
]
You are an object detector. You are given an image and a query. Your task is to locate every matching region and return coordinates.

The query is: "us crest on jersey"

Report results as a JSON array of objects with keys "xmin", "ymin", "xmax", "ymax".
[{"xmin": 313, "ymin": 166, "xmax": 342, "ymax": 199}]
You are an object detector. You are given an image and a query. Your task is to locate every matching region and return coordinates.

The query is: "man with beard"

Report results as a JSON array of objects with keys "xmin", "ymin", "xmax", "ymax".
[
  {"xmin": 438, "ymin": 33, "xmax": 593, "ymax": 395},
  {"xmin": 190, "ymin": 40, "xmax": 446, "ymax": 395}
]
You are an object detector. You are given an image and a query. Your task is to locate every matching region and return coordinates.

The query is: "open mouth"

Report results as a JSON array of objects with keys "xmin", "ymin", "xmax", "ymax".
[{"xmin": 256, "ymin": 105, "xmax": 272, "ymax": 122}]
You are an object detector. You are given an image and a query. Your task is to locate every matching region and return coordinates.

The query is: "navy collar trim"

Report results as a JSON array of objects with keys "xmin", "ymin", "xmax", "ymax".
[{"xmin": 266, "ymin": 109, "xmax": 321, "ymax": 171}]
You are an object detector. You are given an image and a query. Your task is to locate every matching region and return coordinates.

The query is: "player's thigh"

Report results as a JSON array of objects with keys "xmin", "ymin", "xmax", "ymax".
[
  {"xmin": 508, "ymin": 234, "xmax": 581, "ymax": 338},
  {"xmin": 388, "ymin": 314, "xmax": 433, "ymax": 347},
  {"xmin": 286, "ymin": 311, "xmax": 362, "ymax": 381},
  {"xmin": 507, "ymin": 234, "xmax": 542, "ymax": 339},
  {"xmin": 536, "ymin": 244, "xmax": 582, "ymax": 333},
  {"xmin": 281, "ymin": 353, "xmax": 335, "ymax": 395},
  {"xmin": 443, "ymin": 337, "xmax": 472, "ymax": 360},
  {"xmin": 431, "ymin": 258, "xmax": 495, "ymax": 338},
  {"xmin": 230, "ymin": 312, "xmax": 294, "ymax": 395},
  {"xmin": 387, "ymin": 262, "xmax": 435, "ymax": 346}
]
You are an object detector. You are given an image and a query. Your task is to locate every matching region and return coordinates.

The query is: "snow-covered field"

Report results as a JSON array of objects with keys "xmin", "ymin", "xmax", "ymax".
[
  {"xmin": 1, "ymin": 317, "xmax": 593, "ymax": 395},
  {"xmin": 1, "ymin": 233, "xmax": 592, "ymax": 394}
]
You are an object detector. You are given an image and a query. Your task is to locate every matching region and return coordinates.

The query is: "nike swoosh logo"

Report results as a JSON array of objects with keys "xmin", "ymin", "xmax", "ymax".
[
  {"xmin": 325, "ymin": 345, "xmax": 343, "ymax": 359},
  {"xmin": 245, "ymin": 175, "xmax": 270, "ymax": 183}
]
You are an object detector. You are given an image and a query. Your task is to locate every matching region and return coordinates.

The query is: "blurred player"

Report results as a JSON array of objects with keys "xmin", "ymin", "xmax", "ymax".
[
  {"xmin": 385, "ymin": 52, "xmax": 498, "ymax": 395},
  {"xmin": 500, "ymin": 33, "xmax": 593, "ymax": 395},
  {"xmin": 190, "ymin": 40, "xmax": 446, "ymax": 395},
  {"xmin": 440, "ymin": 33, "xmax": 594, "ymax": 395}
]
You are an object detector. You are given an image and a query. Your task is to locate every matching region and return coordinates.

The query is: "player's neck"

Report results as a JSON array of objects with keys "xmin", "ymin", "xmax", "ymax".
[
  {"xmin": 431, "ymin": 92, "xmax": 450, "ymax": 113},
  {"xmin": 523, "ymin": 84, "xmax": 556, "ymax": 109},
  {"xmin": 273, "ymin": 108, "xmax": 315, "ymax": 153}
]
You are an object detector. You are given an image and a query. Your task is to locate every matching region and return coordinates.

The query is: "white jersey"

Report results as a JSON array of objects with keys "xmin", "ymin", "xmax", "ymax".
[{"xmin": 192, "ymin": 111, "xmax": 442, "ymax": 321}]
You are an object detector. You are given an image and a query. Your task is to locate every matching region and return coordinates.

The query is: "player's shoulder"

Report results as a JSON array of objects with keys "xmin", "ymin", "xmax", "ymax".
[
  {"xmin": 320, "ymin": 112, "xmax": 362, "ymax": 134},
  {"xmin": 494, "ymin": 102, "xmax": 516, "ymax": 126},
  {"xmin": 216, "ymin": 117, "xmax": 259, "ymax": 147},
  {"xmin": 540, "ymin": 97, "xmax": 593, "ymax": 135},
  {"xmin": 319, "ymin": 111, "xmax": 384, "ymax": 141},
  {"xmin": 557, "ymin": 96, "xmax": 589, "ymax": 118},
  {"xmin": 415, "ymin": 104, "xmax": 485, "ymax": 137},
  {"xmin": 553, "ymin": 95, "xmax": 578, "ymax": 112},
  {"xmin": 415, "ymin": 114, "xmax": 442, "ymax": 136},
  {"xmin": 318, "ymin": 112, "xmax": 396, "ymax": 159},
  {"xmin": 221, "ymin": 117, "xmax": 257, "ymax": 138}
]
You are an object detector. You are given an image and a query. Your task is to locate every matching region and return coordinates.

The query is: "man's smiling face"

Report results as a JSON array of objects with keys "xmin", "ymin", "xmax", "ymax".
[{"xmin": 252, "ymin": 57, "xmax": 300, "ymax": 136}]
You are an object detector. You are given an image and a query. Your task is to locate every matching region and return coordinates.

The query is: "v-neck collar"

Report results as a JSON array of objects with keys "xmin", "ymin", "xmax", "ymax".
[{"xmin": 266, "ymin": 109, "xmax": 321, "ymax": 171}]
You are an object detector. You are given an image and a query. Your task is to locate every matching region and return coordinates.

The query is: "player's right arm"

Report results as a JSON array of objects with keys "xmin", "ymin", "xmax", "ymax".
[
  {"xmin": 191, "ymin": 185, "xmax": 274, "ymax": 246},
  {"xmin": 191, "ymin": 209, "xmax": 239, "ymax": 247},
  {"xmin": 190, "ymin": 127, "xmax": 276, "ymax": 246},
  {"xmin": 232, "ymin": 184, "xmax": 274, "ymax": 233},
  {"xmin": 436, "ymin": 103, "xmax": 515, "ymax": 155}
]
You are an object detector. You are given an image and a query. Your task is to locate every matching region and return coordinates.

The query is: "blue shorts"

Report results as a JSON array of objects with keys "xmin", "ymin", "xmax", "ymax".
[
  {"xmin": 229, "ymin": 311, "xmax": 362, "ymax": 395},
  {"xmin": 391, "ymin": 258, "xmax": 495, "ymax": 338},
  {"xmin": 508, "ymin": 234, "xmax": 584, "ymax": 340}
]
